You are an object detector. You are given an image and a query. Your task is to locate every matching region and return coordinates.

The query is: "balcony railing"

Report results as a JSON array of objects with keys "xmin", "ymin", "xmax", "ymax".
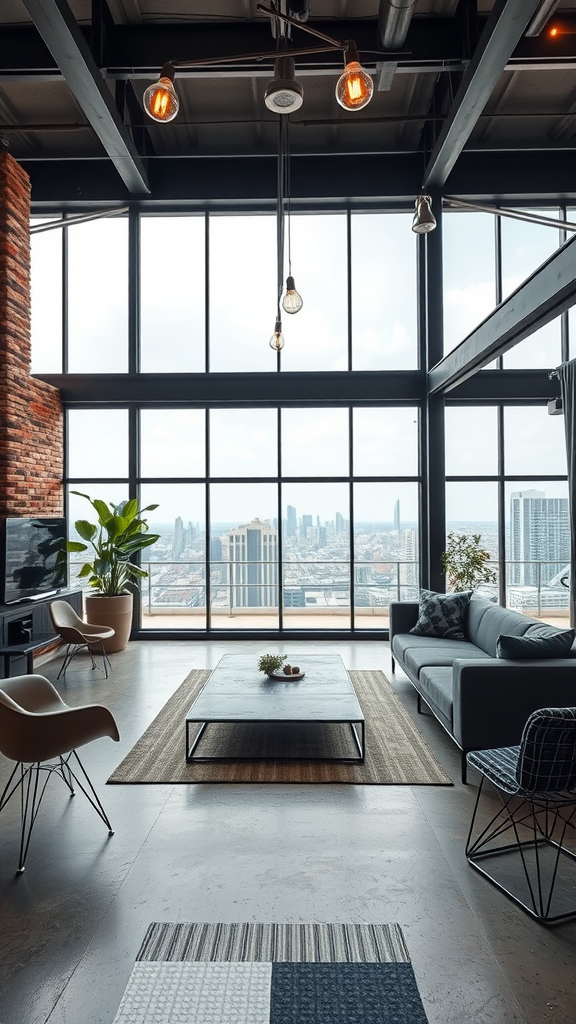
[{"xmin": 67, "ymin": 558, "xmax": 570, "ymax": 629}]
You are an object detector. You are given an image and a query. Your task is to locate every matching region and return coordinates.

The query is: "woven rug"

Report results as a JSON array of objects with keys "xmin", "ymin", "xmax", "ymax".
[
  {"xmin": 112, "ymin": 922, "xmax": 430, "ymax": 1023},
  {"xmin": 108, "ymin": 669, "xmax": 451, "ymax": 785}
]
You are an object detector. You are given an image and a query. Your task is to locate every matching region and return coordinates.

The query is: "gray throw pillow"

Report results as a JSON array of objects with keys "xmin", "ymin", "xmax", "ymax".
[
  {"xmin": 409, "ymin": 589, "xmax": 472, "ymax": 640},
  {"xmin": 497, "ymin": 624, "xmax": 576, "ymax": 659}
]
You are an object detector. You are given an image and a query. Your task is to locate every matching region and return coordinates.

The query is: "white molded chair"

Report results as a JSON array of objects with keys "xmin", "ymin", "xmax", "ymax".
[
  {"xmin": 0, "ymin": 673, "xmax": 119, "ymax": 873},
  {"xmin": 50, "ymin": 599, "xmax": 114, "ymax": 678}
]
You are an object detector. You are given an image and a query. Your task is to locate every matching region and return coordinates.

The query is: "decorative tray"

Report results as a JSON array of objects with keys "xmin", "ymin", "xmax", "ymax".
[{"xmin": 269, "ymin": 670, "xmax": 305, "ymax": 681}]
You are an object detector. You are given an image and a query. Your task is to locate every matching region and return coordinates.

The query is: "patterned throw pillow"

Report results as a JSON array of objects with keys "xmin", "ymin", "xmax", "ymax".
[
  {"xmin": 497, "ymin": 624, "xmax": 576, "ymax": 659},
  {"xmin": 409, "ymin": 589, "xmax": 472, "ymax": 640}
]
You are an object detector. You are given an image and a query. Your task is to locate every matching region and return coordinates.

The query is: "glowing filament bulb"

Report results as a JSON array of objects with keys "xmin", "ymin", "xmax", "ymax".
[
  {"xmin": 269, "ymin": 319, "xmax": 285, "ymax": 351},
  {"xmin": 143, "ymin": 65, "xmax": 179, "ymax": 123}
]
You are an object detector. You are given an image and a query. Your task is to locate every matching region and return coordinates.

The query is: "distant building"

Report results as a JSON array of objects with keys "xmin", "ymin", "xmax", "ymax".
[
  {"xmin": 510, "ymin": 490, "xmax": 570, "ymax": 586},
  {"xmin": 224, "ymin": 518, "xmax": 278, "ymax": 607},
  {"xmin": 301, "ymin": 514, "xmax": 313, "ymax": 536},
  {"xmin": 394, "ymin": 499, "xmax": 401, "ymax": 533},
  {"xmin": 286, "ymin": 505, "xmax": 297, "ymax": 538},
  {"xmin": 172, "ymin": 516, "xmax": 185, "ymax": 558}
]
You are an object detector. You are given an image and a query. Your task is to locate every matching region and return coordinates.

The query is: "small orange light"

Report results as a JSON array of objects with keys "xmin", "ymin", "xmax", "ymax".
[
  {"xmin": 143, "ymin": 65, "xmax": 179, "ymax": 123},
  {"xmin": 550, "ymin": 26, "xmax": 558, "ymax": 36}
]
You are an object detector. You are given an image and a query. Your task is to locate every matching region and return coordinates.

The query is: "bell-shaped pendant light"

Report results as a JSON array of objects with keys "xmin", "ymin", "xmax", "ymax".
[
  {"xmin": 335, "ymin": 42, "xmax": 374, "ymax": 111},
  {"xmin": 143, "ymin": 63, "xmax": 179, "ymax": 123},
  {"xmin": 269, "ymin": 318, "xmax": 285, "ymax": 351},
  {"xmin": 264, "ymin": 56, "xmax": 304, "ymax": 114},
  {"xmin": 282, "ymin": 275, "xmax": 303, "ymax": 314},
  {"xmin": 411, "ymin": 195, "xmax": 437, "ymax": 234}
]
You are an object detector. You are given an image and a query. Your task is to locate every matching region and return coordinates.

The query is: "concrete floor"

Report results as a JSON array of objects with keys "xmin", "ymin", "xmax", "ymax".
[{"xmin": 1, "ymin": 639, "xmax": 575, "ymax": 1024}]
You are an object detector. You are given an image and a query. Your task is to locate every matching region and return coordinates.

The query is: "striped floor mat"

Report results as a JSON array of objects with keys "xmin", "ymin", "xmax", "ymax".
[{"xmin": 112, "ymin": 922, "xmax": 429, "ymax": 1023}]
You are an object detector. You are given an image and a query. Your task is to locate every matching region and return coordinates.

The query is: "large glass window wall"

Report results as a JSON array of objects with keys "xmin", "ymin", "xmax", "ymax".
[
  {"xmin": 32, "ymin": 203, "xmax": 570, "ymax": 637},
  {"xmin": 66, "ymin": 405, "xmax": 421, "ymax": 633}
]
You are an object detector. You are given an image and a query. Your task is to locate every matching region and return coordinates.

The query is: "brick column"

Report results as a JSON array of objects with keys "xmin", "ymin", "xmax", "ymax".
[{"xmin": 0, "ymin": 152, "xmax": 63, "ymax": 516}]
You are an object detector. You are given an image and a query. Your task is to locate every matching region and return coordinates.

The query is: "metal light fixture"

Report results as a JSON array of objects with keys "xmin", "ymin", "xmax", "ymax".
[
  {"xmin": 282, "ymin": 275, "xmax": 303, "ymax": 314},
  {"xmin": 411, "ymin": 195, "xmax": 437, "ymax": 234},
  {"xmin": 335, "ymin": 41, "xmax": 374, "ymax": 111},
  {"xmin": 143, "ymin": 4, "xmax": 373, "ymax": 124},
  {"xmin": 142, "ymin": 63, "xmax": 179, "ymax": 123},
  {"xmin": 264, "ymin": 55, "xmax": 304, "ymax": 113},
  {"xmin": 269, "ymin": 317, "xmax": 285, "ymax": 351}
]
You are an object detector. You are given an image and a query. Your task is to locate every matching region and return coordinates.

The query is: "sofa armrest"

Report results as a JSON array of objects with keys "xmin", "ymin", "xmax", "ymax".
[
  {"xmin": 389, "ymin": 602, "xmax": 419, "ymax": 644},
  {"xmin": 452, "ymin": 658, "xmax": 576, "ymax": 751}
]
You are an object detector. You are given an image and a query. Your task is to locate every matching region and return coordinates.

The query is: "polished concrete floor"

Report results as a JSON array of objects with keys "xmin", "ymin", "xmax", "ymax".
[{"xmin": 1, "ymin": 639, "xmax": 575, "ymax": 1024}]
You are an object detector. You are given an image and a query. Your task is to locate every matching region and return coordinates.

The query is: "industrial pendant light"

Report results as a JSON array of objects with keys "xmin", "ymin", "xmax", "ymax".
[
  {"xmin": 411, "ymin": 195, "xmax": 437, "ymax": 234},
  {"xmin": 269, "ymin": 318, "xmax": 285, "ymax": 350},
  {"xmin": 335, "ymin": 41, "xmax": 374, "ymax": 111},
  {"xmin": 142, "ymin": 63, "xmax": 179, "ymax": 122},
  {"xmin": 264, "ymin": 55, "xmax": 304, "ymax": 113},
  {"xmin": 282, "ymin": 275, "xmax": 303, "ymax": 314}
]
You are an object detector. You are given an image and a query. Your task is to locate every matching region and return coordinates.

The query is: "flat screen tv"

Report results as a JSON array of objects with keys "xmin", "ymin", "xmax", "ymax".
[{"xmin": 2, "ymin": 517, "xmax": 67, "ymax": 604}]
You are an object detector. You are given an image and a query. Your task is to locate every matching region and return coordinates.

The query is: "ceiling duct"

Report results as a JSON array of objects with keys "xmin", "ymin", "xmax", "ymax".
[
  {"xmin": 525, "ymin": 0, "xmax": 562, "ymax": 36},
  {"xmin": 378, "ymin": 0, "xmax": 417, "ymax": 50}
]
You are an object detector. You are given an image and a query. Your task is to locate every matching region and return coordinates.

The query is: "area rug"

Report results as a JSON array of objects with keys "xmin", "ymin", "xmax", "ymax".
[
  {"xmin": 112, "ymin": 922, "xmax": 430, "ymax": 1024},
  {"xmin": 107, "ymin": 669, "xmax": 452, "ymax": 785}
]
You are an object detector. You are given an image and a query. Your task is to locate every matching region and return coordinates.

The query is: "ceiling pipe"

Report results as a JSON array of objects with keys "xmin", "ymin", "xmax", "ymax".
[
  {"xmin": 378, "ymin": 0, "xmax": 417, "ymax": 51},
  {"xmin": 525, "ymin": 0, "xmax": 562, "ymax": 36}
]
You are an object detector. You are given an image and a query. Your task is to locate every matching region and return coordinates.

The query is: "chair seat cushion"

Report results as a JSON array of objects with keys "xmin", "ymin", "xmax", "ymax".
[{"xmin": 466, "ymin": 745, "xmax": 521, "ymax": 793}]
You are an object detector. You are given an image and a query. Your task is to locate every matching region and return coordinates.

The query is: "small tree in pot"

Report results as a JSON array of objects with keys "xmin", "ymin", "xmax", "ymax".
[
  {"xmin": 67, "ymin": 492, "xmax": 160, "ymax": 652},
  {"xmin": 441, "ymin": 531, "xmax": 497, "ymax": 593}
]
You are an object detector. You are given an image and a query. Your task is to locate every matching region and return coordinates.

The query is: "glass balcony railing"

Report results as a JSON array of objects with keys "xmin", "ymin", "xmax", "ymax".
[{"xmin": 67, "ymin": 558, "xmax": 570, "ymax": 630}]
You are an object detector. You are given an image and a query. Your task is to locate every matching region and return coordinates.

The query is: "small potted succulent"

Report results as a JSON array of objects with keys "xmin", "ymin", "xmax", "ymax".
[
  {"xmin": 257, "ymin": 654, "xmax": 301, "ymax": 678},
  {"xmin": 257, "ymin": 653, "xmax": 287, "ymax": 677}
]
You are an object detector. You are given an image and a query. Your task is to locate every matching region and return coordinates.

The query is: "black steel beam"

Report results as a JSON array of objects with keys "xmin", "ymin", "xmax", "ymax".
[
  {"xmin": 35, "ymin": 371, "xmax": 425, "ymax": 405},
  {"xmin": 422, "ymin": 0, "xmax": 542, "ymax": 189},
  {"xmin": 447, "ymin": 370, "xmax": 560, "ymax": 401},
  {"xmin": 21, "ymin": 0, "xmax": 149, "ymax": 194},
  {"xmin": 21, "ymin": 150, "xmax": 576, "ymax": 206},
  {"xmin": 1, "ymin": 15, "xmax": 575, "ymax": 80},
  {"xmin": 428, "ymin": 233, "xmax": 576, "ymax": 394}
]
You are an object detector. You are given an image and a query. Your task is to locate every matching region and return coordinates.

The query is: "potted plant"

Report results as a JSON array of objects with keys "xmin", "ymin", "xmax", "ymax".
[
  {"xmin": 441, "ymin": 531, "xmax": 497, "ymax": 593},
  {"xmin": 67, "ymin": 492, "xmax": 160, "ymax": 653}
]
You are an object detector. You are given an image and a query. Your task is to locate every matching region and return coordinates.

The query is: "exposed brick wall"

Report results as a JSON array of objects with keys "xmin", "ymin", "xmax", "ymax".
[{"xmin": 0, "ymin": 152, "xmax": 63, "ymax": 516}]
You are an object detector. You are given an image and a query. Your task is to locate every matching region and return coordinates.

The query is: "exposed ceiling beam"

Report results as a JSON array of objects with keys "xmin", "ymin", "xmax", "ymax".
[
  {"xmin": 422, "ymin": 0, "xmax": 543, "ymax": 189},
  {"xmin": 21, "ymin": 0, "xmax": 149, "ymax": 194},
  {"xmin": 428, "ymin": 233, "xmax": 576, "ymax": 394}
]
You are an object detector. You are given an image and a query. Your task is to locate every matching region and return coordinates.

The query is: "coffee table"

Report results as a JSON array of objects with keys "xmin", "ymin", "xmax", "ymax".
[{"xmin": 185, "ymin": 653, "xmax": 365, "ymax": 763}]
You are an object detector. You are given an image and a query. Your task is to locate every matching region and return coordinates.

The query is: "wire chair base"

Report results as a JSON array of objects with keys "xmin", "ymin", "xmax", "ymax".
[
  {"xmin": 0, "ymin": 749, "xmax": 114, "ymax": 874},
  {"xmin": 466, "ymin": 777, "xmax": 576, "ymax": 925}
]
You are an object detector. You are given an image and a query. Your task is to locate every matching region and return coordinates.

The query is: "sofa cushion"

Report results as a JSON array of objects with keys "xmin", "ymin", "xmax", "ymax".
[
  {"xmin": 497, "ymin": 624, "xmax": 576, "ymax": 660},
  {"xmin": 409, "ymin": 589, "xmax": 472, "ymax": 640},
  {"xmin": 466, "ymin": 596, "xmax": 537, "ymax": 656},
  {"xmin": 418, "ymin": 666, "xmax": 453, "ymax": 727},
  {"xmin": 402, "ymin": 641, "xmax": 491, "ymax": 680}
]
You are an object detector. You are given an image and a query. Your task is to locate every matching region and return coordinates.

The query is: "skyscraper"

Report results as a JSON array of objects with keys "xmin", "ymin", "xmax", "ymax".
[
  {"xmin": 286, "ymin": 505, "xmax": 297, "ymax": 538},
  {"xmin": 510, "ymin": 490, "xmax": 570, "ymax": 586},
  {"xmin": 224, "ymin": 519, "xmax": 278, "ymax": 607}
]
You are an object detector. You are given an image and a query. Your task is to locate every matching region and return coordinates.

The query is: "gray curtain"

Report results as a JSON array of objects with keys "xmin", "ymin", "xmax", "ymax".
[{"xmin": 559, "ymin": 359, "xmax": 576, "ymax": 627}]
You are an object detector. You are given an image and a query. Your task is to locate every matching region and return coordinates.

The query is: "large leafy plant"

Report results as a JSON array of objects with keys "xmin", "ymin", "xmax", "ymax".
[
  {"xmin": 441, "ymin": 532, "xmax": 497, "ymax": 592},
  {"xmin": 67, "ymin": 492, "xmax": 160, "ymax": 596}
]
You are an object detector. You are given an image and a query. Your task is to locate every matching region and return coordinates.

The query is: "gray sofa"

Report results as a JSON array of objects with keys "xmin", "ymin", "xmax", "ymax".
[{"xmin": 389, "ymin": 595, "xmax": 576, "ymax": 782}]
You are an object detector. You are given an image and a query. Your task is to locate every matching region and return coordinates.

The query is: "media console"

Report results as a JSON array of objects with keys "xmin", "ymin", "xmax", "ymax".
[{"xmin": 0, "ymin": 589, "xmax": 83, "ymax": 678}]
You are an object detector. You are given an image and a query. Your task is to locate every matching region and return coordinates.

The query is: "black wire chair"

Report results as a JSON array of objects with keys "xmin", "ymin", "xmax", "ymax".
[{"xmin": 465, "ymin": 706, "xmax": 576, "ymax": 925}]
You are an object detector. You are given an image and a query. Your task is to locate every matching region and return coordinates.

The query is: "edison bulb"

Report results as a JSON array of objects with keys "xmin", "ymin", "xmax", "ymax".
[
  {"xmin": 269, "ymin": 319, "xmax": 285, "ymax": 351},
  {"xmin": 335, "ymin": 62, "xmax": 373, "ymax": 111},
  {"xmin": 282, "ymin": 276, "xmax": 303, "ymax": 314},
  {"xmin": 143, "ymin": 71, "xmax": 179, "ymax": 122}
]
